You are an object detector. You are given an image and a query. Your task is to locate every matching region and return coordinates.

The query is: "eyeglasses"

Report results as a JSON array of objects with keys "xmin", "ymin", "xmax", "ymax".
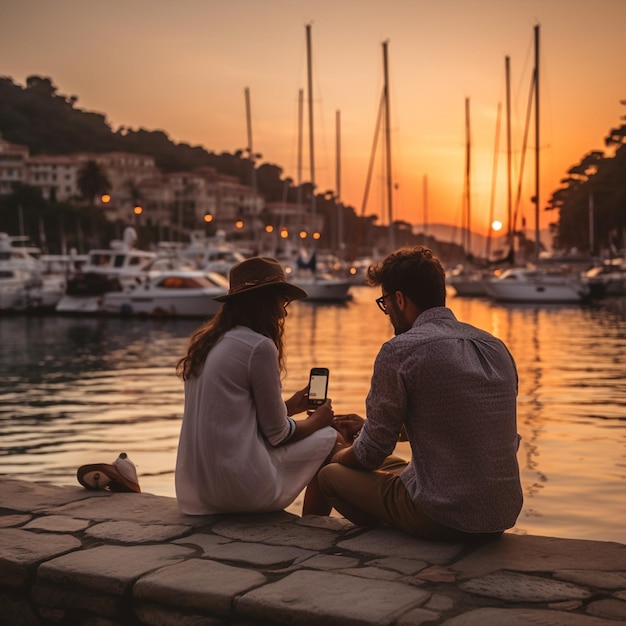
[{"xmin": 375, "ymin": 293, "xmax": 392, "ymax": 314}]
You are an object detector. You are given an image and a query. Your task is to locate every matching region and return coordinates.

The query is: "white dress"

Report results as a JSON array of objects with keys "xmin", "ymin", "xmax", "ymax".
[{"xmin": 175, "ymin": 325, "xmax": 336, "ymax": 515}]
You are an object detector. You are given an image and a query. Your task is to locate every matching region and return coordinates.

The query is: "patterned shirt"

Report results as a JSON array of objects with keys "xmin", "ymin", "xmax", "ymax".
[{"xmin": 353, "ymin": 306, "xmax": 523, "ymax": 533}]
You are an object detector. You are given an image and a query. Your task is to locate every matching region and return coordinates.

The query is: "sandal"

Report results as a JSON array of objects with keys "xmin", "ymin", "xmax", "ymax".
[{"xmin": 77, "ymin": 453, "xmax": 141, "ymax": 493}]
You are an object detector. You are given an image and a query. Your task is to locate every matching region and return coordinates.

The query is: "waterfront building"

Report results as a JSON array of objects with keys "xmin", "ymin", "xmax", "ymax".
[
  {"xmin": 0, "ymin": 135, "xmax": 29, "ymax": 195},
  {"xmin": 0, "ymin": 139, "xmax": 300, "ymax": 247},
  {"xmin": 27, "ymin": 154, "xmax": 80, "ymax": 202}
]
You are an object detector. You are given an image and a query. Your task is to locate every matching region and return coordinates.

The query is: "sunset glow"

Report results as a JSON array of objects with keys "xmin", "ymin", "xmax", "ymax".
[{"xmin": 1, "ymin": 0, "xmax": 624, "ymax": 242}]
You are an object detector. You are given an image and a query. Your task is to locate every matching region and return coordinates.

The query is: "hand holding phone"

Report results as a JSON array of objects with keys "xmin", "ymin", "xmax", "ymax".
[{"xmin": 307, "ymin": 367, "xmax": 329, "ymax": 408}]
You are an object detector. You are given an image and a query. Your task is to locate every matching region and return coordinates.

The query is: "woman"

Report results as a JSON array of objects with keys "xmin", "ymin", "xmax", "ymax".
[{"xmin": 175, "ymin": 256, "xmax": 340, "ymax": 516}]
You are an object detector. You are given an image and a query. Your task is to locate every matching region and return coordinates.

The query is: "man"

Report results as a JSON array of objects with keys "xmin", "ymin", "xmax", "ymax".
[{"xmin": 319, "ymin": 246, "xmax": 523, "ymax": 541}]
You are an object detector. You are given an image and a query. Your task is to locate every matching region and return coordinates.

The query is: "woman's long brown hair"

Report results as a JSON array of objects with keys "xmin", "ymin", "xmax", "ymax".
[{"xmin": 176, "ymin": 287, "xmax": 287, "ymax": 381}]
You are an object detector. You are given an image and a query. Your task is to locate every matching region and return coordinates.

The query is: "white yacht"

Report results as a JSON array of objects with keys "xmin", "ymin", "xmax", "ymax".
[
  {"xmin": 583, "ymin": 258, "xmax": 626, "ymax": 298},
  {"xmin": 56, "ymin": 228, "xmax": 156, "ymax": 314},
  {"xmin": 282, "ymin": 249, "xmax": 352, "ymax": 303},
  {"xmin": 0, "ymin": 266, "xmax": 44, "ymax": 311},
  {"xmin": 174, "ymin": 230, "xmax": 248, "ymax": 277},
  {"xmin": 102, "ymin": 269, "xmax": 228, "ymax": 318},
  {"xmin": 0, "ymin": 232, "xmax": 64, "ymax": 311},
  {"xmin": 287, "ymin": 271, "xmax": 352, "ymax": 302},
  {"xmin": 446, "ymin": 265, "xmax": 490, "ymax": 297},
  {"xmin": 483, "ymin": 266, "xmax": 590, "ymax": 304}
]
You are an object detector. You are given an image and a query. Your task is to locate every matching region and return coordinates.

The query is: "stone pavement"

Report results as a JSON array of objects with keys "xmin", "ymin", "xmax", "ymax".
[{"xmin": 1, "ymin": 477, "xmax": 625, "ymax": 625}]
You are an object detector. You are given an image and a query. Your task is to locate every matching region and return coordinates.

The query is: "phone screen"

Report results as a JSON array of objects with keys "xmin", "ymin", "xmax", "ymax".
[{"xmin": 308, "ymin": 368, "xmax": 329, "ymax": 406}]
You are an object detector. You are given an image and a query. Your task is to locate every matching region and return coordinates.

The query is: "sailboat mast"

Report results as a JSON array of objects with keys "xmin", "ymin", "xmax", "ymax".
[
  {"xmin": 297, "ymin": 88, "xmax": 303, "ymax": 215},
  {"xmin": 382, "ymin": 40, "xmax": 394, "ymax": 249},
  {"xmin": 244, "ymin": 87, "xmax": 258, "ymax": 248},
  {"xmin": 336, "ymin": 109, "xmax": 343, "ymax": 256},
  {"xmin": 465, "ymin": 97, "xmax": 471, "ymax": 257},
  {"xmin": 505, "ymin": 56, "xmax": 512, "ymax": 247},
  {"xmin": 423, "ymin": 174, "xmax": 428, "ymax": 238},
  {"xmin": 533, "ymin": 23, "xmax": 540, "ymax": 259},
  {"xmin": 487, "ymin": 101, "xmax": 502, "ymax": 260},
  {"xmin": 306, "ymin": 24, "xmax": 316, "ymax": 241}
]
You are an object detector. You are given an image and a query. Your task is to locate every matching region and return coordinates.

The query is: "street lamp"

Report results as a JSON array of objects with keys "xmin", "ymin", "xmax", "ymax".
[{"xmin": 132, "ymin": 205, "xmax": 143, "ymax": 234}]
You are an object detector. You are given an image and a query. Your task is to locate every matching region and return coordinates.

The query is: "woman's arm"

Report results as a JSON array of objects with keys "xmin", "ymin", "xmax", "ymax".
[
  {"xmin": 288, "ymin": 399, "xmax": 334, "ymax": 442},
  {"xmin": 285, "ymin": 385, "xmax": 309, "ymax": 416}
]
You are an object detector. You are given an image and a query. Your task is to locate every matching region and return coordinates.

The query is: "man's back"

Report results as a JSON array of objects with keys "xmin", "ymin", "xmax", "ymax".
[{"xmin": 363, "ymin": 306, "xmax": 523, "ymax": 533}]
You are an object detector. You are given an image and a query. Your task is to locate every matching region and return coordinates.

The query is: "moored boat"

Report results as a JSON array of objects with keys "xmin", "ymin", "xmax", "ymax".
[
  {"xmin": 102, "ymin": 269, "xmax": 228, "ymax": 317},
  {"xmin": 288, "ymin": 271, "xmax": 352, "ymax": 302},
  {"xmin": 582, "ymin": 257, "xmax": 626, "ymax": 298},
  {"xmin": 0, "ymin": 232, "xmax": 63, "ymax": 312},
  {"xmin": 56, "ymin": 227, "xmax": 156, "ymax": 314},
  {"xmin": 483, "ymin": 266, "xmax": 590, "ymax": 303},
  {"xmin": 447, "ymin": 265, "xmax": 491, "ymax": 297},
  {"xmin": 173, "ymin": 230, "xmax": 248, "ymax": 277},
  {"xmin": 0, "ymin": 267, "xmax": 45, "ymax": 312}
]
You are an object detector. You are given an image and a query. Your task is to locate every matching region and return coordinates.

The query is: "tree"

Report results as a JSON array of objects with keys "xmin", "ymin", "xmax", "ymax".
[
  {"xmin": 546, "ymin": 101, "xmax": 626, "ymax": 252},
  {"xmin": 77, "ymin": 160, "xmax": 111, "ymax": 248},
  {"xmin": 77, "ymin": 160, "xmax": 111, "ymax": 207},
  {"xmin": 25, "ymin": 76, "xmax": 58, "ymax": 98}
]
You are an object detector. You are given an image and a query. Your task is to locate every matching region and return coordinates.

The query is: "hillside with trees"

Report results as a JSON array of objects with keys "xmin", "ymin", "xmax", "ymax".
[{"xmin": 0, "ymin": 75, "xmax": 271, "ymax": 192}]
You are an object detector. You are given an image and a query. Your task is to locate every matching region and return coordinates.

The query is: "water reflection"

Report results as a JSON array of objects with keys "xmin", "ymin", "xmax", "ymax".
[{"xmin": 0, "ymin": 288, "xmax": 625, "ymax": 543}]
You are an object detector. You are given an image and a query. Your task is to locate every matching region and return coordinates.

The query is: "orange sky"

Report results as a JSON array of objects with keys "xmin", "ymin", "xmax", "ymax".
[{"xmin": 2, "ymin": 0, "xmax": 625, "ymax": 251}]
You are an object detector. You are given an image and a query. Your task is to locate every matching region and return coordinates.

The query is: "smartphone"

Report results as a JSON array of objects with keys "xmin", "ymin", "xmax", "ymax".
[{"xmin": 308, "ymin": 367, "xmax": 329, "ymax": 408}]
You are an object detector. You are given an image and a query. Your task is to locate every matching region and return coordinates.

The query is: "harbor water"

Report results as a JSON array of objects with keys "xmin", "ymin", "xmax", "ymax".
[{"xmin": 1, "ymin": 285, "xmax": 624, "ymax": 544}]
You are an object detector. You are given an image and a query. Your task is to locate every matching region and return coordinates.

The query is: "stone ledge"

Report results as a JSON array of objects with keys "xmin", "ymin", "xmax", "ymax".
[{"xmin": 1, "ymin": 477, "xmax": 625, "ymax": 625}]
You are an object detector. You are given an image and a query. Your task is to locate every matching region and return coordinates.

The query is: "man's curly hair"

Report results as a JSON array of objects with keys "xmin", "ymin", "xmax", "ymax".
[{"xmin": 367, "ymin": 246, "xmax": 446, "ymax": 312}]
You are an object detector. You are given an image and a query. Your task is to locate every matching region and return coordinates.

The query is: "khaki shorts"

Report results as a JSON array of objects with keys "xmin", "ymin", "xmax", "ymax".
[{"xmin": 318, "ymin": 456, "xmax": 501, "ymax": 542}]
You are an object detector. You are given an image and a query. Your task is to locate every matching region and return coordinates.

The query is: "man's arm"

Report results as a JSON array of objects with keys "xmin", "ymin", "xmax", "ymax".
[{"xmin": 332, "ymin": 444, "xmax": 367, "ymax": 469}]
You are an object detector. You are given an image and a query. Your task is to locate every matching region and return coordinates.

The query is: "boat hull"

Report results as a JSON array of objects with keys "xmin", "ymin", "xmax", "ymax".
[
  {"xmin": 56, "ymin": 295, "xmax": 105, "ymax": 314},
  {"xmin": 448, "ymin": 279, "xmax": 489, "ymax": 297},
  {"xmin": 103, "ymin": 291, "xmax": 222, "ymax": 317},
  {"xmin": 289, "ymin": 277, "xmax": 352, "ymax": 302},
  {"xmin": 484, "ymin": 279, "xmax": 588, "ymax": 303}
]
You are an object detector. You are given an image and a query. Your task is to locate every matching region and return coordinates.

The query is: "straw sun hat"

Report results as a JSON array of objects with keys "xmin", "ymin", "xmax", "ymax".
[{"xmin": 214, "ymin": 257, "xmax": 308, "ymax": 303}]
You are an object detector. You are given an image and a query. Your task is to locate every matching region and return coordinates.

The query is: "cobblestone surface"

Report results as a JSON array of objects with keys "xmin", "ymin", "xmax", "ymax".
[{"xmin": 1, "ymin": 477, "xmax": 625, "ymax": 625}]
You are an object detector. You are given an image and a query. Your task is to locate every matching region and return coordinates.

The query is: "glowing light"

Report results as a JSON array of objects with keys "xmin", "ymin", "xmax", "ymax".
[
  {"xmin": 313, "ymin": 232, "xmax": 321, "ymax": 240},
  {"xmin": 299, "ymin": 230, "xmax": 308, "ymax": 239},
  {"xmin": 491, "ymin": 220, "xmax": 503, "ymax": 232},
  {"xmin": 133, "ymin": 205, "xmax": 143, "ymax": 215},
  {"xmin": 204, "ymin": 214, "xmax": 213, "ymax": 223},
  {"xmin": 101, "ymin": 194, "xmax": 111, "ymax": 203},
  {"xmin": 265, "ymin": 225, "xmax": 274, "ymax": 233},
  {"xmin": 235, "ymin": 220, "xmax": 244, "ymax": 229},
  {"xmin": 280, "ymin": 228, "xmax": 289, "ymax": 239}
]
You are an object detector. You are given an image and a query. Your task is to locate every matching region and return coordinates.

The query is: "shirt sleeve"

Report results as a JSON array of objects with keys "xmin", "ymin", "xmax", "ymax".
[
  {"xmin": 353, "ymin": 341, "xmax": 407, "ymax": 468},
  {"xmin": 248, "ymin": 338, "xmax": 294, "ymax": 446}
]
